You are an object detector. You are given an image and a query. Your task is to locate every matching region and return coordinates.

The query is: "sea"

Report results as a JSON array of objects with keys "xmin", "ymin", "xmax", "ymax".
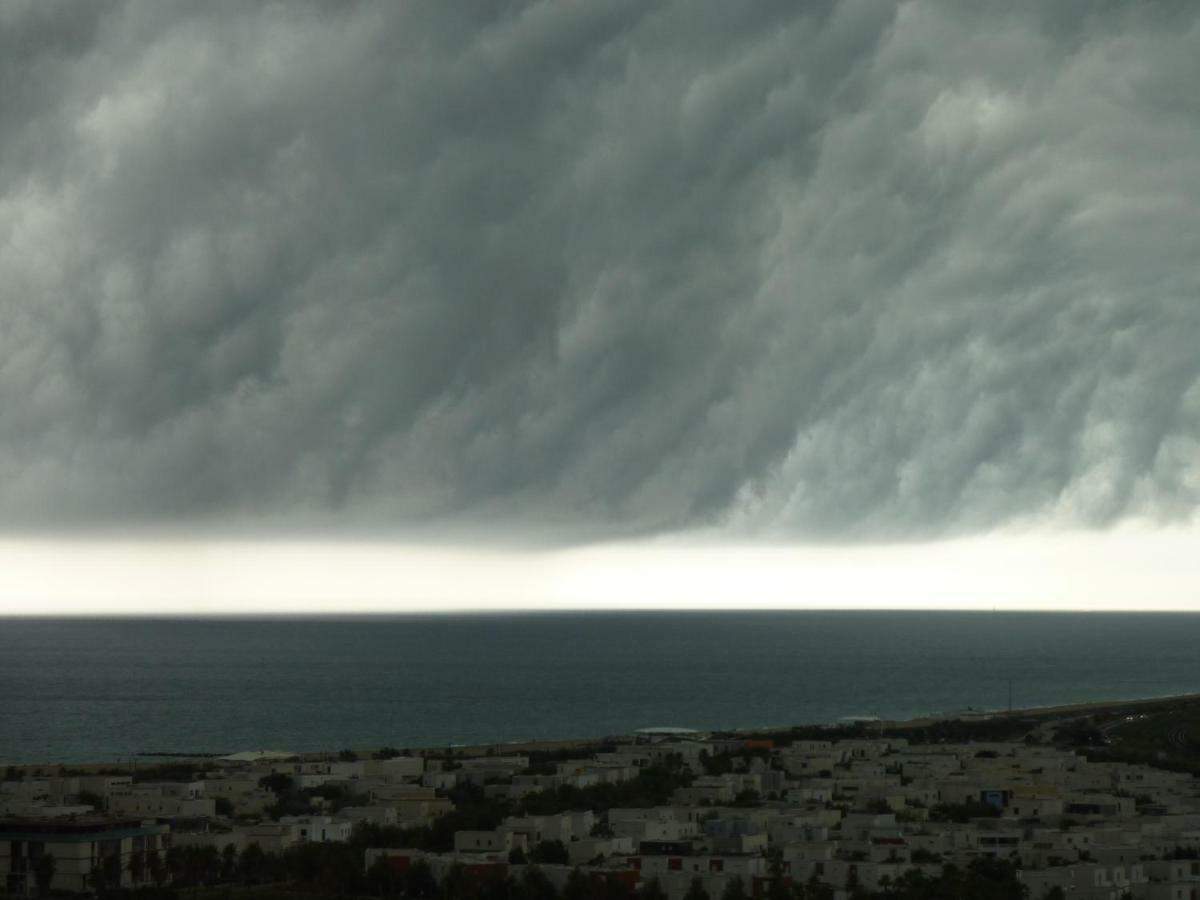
[{"xmin": 1, "ymin": 611, "xmax": 1198, "ymax": 764}]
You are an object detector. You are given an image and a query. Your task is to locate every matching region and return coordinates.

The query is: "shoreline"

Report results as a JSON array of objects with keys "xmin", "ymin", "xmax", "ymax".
[
  {"xmin": 885, "ymin": 690, "xmax": 1200, "ymax": 728},
  {"xmin": 12, "ymin": 690, "xmax": 1200, "ymax": 772}
]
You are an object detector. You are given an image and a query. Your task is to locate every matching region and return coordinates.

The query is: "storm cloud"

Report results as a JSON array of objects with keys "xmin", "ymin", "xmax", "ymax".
[{"xmin": 2, "ymin": 0, "xmax": 1199, "ymax": 540}]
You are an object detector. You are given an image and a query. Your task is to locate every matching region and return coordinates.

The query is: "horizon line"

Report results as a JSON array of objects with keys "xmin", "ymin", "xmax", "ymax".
[
  {"xmin": 1, "ymin": 527, "xmax": 1198, "ymax": 614},
  {"xmin": 4, "ymin": 605, "xmax": 1200, "ymax": 617}
]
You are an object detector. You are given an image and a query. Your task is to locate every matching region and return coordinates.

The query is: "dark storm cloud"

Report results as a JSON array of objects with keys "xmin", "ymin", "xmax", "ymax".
[{"xmin": 2, "ymin": 0, "xmax": 1199, "ymax": 539}]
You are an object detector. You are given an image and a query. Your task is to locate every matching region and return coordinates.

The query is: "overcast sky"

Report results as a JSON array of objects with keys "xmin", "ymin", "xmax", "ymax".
[{"xmin": 2, "ymin": 2, "xmax": 1199, "ymax": 609}]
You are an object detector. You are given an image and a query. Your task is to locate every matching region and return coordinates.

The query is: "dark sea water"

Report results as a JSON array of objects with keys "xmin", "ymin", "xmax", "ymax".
[{"xmin": 2, "ymin": 612, "xmax": 1199, "ymax": 764}]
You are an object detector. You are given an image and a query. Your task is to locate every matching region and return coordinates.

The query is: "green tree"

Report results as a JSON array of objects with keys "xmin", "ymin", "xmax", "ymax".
[
  {"xmin": 481, "ymin": 874, "xmax": 518, "ymax": 900},
  {"xmin": 238, "ymin": 842, "xmax": 266, "ymax": 885},
  {"xmin": 367, "ymin": 856, "xmax": 402, "ymax": 898},
  {"xmin": 563, "ymin": 868, "xmax": 594, "ymax": 900},
  {"xmin": 31, "ymin": 852, "xmax": 56, "ymax": 897},
  {"xmin": 521, "ymin": 866, "xmax": 560, "ymax": 900},
  {"xmin": 529, "ymin": 840, "xmax": 570, "ymax": 865},
  {"xmin": 699, "ymin": 752, "xmax": 734, "ymax": 776},
  {"xmin": 766, "ymin": 875, "xmax": 793, "ymax": 900},
  {"xmin": 765, "ymin": 847, "xmax": 784, "ymax": 878},
  {"xmin": 127, "ymin": 848, "xmax": 145, "ymax": 883},
  {"xmin": 684, "ymin": 877, "xmax": 711, "ymax": 900},
  {"xmin": 732, "ymin": 789, "xmax": 761, "ymax": 808},
  {"xmin": 258, "ymin": 772, "xmax": 295, "ymax": 794},
  {"xmin": 89, "ymin": 854, "xmax": 122, "ymax": 895},
  {"xmin": 406, "ymin": 858, "xmax": 439, "ymax": 899},
  {"xmin": 928, "ymin": 800, "xmax": 1002, "ymax": 823},
  {"xmin": 165, "ymin": 845, "xmax": 184, "ymax": 884},
  {"xmin": 316, "ymin": 842, "xmax": 367, "ymax": 897},
  {"xmin": 844, "ymin": 866, "xmax": 865, "ymax": 900},
  {"xmin": 220, "ymin": 842, "xmax": 239, "ymax": 881},
  {"xmin": 444, "ymin": 863, "xmax": 480, "ymax": 900},
  {"xmin": 590, "ymin": 820, "xmax": 614, "ymax": 838},
  {"xmin": 721, "ymin": 877, "xmax": 747, "ymax": 900},
  {"xmin": 641, "ymin": 877, "xmax": 667, "ymax": 900},
  {"xmin": 146, "ymin": 848, "xmax": 166, "ymax": 889},
  {"xmin": 963, "ymin": 856, "xmax": 1029, "ymax": 900},
  {"xmin": 799, "ymin": 873, "xmax": 833, "ymax": 900},
  {"xmin": 77, "ymin": 789, "xmax": 106, "ymax": 810},
  {"xmin": 196, "ymin": 845, "xmax": 221, "ymax": 885}
]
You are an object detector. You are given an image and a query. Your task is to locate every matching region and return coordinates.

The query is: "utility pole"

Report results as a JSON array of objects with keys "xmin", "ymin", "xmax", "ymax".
[{"xmin": 1008, "ymin": 679, "xmax": 1013, "ymax": 717}]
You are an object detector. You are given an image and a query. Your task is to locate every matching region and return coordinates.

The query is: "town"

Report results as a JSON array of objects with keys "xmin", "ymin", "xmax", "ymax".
[{"xmin": 5, "ymin": 704, "xmax": 1200, "ymax": 900}]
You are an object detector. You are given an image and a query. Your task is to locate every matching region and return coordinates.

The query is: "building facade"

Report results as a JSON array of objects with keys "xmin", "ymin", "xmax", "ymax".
[{"xmin": 0, "ymin": 817, "xmax": 169, "ymax": 896}]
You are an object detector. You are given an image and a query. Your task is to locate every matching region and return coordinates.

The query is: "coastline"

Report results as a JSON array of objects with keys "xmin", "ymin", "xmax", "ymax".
[
  {"xmin": 12, "ymin": 689, "xmax": 1200, "ymax": 772},
  {"xmin": 885, "ymin": 689, "xmax": 1200, "ymax": 728}
]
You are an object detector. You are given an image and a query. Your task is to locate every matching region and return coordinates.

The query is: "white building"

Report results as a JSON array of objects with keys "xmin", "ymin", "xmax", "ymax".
[
  {"xmin": 0, "ymin": 817, "xmax": 169, "ymax": 896},
  {"xmin": 278, "ymin": 815, "xmax": 352, "ymax": 843}
]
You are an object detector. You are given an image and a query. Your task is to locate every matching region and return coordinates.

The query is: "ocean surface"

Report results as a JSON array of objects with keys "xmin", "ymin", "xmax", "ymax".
[{"xmin": 2, "ymin": 612, "xmax": 1199, "ymax": 764}]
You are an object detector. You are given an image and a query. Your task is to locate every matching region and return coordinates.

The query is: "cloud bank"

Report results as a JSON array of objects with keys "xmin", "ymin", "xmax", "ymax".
[{"xmin": 2, "ymin": 0, "xmax": 1199, "ymax": 541}]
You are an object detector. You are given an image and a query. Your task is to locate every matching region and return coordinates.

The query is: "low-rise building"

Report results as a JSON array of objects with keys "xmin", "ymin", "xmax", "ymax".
[
  {"xmin": 0, "ymin": 817, "xmax": 169, "ymax": 896},
  {"xmin": 278, "ymin": 815, "xmax": 352, "ymax": 844}
]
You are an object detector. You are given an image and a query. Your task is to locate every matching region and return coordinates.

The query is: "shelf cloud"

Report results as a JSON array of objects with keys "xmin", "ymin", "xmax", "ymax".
[{"xmin": 3, "ymin": 0, "xmax": 1199, "ymax": 542}]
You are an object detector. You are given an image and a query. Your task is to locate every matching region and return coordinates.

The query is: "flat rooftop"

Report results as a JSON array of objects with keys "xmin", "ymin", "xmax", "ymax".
[{"xmin": 0, "ymin": 817, "xmax": 167, "ymax": 837}]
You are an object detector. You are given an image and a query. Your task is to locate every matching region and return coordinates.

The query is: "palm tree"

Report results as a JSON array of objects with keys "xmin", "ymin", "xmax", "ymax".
[
  {"xmin": 221, "ymin": 843, "xmax": 239, "ymax": 881},
  {"xmin": 88, "ymin": 854, "xmax": 121, "ymax": 896},
  {"xmin": 146, "ymin": 848, "xmax": 167, "ymax": 889}
]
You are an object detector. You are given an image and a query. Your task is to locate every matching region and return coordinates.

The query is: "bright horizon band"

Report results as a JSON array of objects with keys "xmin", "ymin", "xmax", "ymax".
[{"xmin": 0, "ymin": 526, "xmax": 1196, "ymax": 614}]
